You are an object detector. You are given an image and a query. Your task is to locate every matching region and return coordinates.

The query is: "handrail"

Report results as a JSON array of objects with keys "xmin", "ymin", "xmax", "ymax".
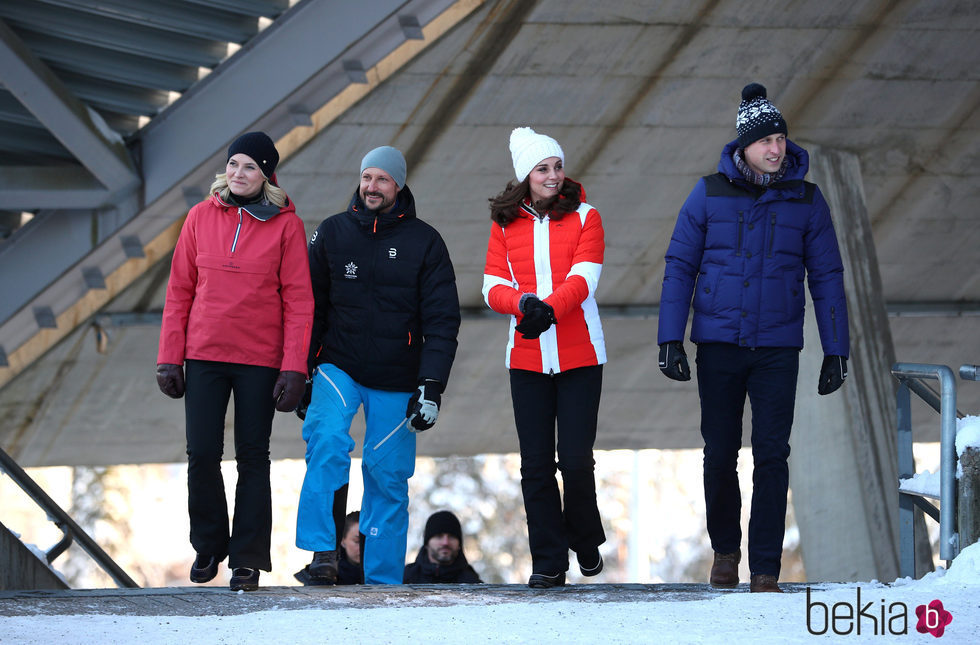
[
  {"xmin": 961, "ymin": 364, "xmax": 979, "ymax": 382},
  {"xmin": 0, "ymin": 447, "xmax": 139, "ymax": 588},
  {"xmin": 891, "ymin": 362, "xmax": 959, "ymax": 576}
]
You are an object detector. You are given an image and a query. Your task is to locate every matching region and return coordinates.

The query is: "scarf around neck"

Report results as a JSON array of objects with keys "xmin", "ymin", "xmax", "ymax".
[{"xmin": 733, "ymin": 148, "xmax": 789, "ymax": 186}]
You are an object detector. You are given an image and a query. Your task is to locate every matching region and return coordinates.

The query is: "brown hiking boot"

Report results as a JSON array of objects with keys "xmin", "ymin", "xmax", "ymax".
[
  {"xmin": 709, "ymin": 550, "xmax": 740, "ymax": 588},
  {"xmin": 749, "ymin": 574, "xmax": 783, "ymax": 593}
]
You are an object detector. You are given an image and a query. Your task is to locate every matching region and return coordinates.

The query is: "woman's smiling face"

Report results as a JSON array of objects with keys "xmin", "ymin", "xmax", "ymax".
[
  {"xmin": 528, "ymin": 156, "xmax": 564, "ymax": 204},
  {"xmin": 226, "ymin": 153, "xmax": 265, "ymax": 198}
]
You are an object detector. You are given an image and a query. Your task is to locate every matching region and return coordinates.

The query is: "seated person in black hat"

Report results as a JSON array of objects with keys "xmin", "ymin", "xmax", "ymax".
[{"xmin": 403, "ymin": 510, "xmax": 483, "ymax": 584}]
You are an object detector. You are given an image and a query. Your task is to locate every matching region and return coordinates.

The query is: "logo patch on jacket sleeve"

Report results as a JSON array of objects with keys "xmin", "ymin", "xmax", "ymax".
[{"xmin": 345, "ymin": 261, "xmax": 358, "ymax": 279}]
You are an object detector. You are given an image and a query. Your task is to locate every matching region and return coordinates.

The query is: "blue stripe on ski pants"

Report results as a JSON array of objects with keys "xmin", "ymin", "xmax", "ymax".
[{"xmin": 295, "ymin": 363, "xmax": 416, "ymax": 584}]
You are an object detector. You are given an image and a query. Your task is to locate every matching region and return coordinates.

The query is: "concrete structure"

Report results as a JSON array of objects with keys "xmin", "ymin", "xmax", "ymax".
[
  {"xmin": 2, "ymin": 1, "xmax": 979, "ymax": 584},
  {"xmin": 0, "ymin": 521, "xmax": 67, "ymax": 591}
]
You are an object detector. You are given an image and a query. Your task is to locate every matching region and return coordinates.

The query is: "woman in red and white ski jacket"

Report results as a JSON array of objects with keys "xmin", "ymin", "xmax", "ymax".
[
  {"xmin": 482, "ymin": 189, "xmax": 606, "ymax": 373},
  {"xmin": 482, "ymin": 127, "xmax": 607, "ymax": 588}
]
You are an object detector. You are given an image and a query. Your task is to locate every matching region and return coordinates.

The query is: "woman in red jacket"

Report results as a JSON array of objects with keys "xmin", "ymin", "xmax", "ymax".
[
  {"xmin": 156, "ymin": 132, "xmax": 313, "ymax": 591},
  {"xmin": 482, "ymin": 127, "xmax": 607, "ymax": 588}
]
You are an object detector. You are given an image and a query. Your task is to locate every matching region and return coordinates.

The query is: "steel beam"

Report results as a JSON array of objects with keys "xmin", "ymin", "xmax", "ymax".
[
  {"xmin": 0, "ymin": 19, "xmax": 139, "ymax": 197},
  {"xmin": 0, "ymin": 166, "xmax": 109, "ymax": 210},
  {"xmin": 138, "ymin": 0, "xmax": 408, "ymax": 202}
]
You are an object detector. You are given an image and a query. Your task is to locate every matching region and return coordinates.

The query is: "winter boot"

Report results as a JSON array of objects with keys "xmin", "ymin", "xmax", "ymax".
[
  {"xmin": 749, "ymin": 574, "xmax": 783, "ymax": 593},
  {"xmin": 230, "ymin": 567, "xmax": 259, "ymax": 591},
  {"xmin": 190, "ymin": 554, "xmax": 218, "ymax": 583},
  {"xmin": 309, "ymin": 550, "xmax": 339, "ymax": 582},
  {"xmin": 577, "ymin": 548, "xmax": 603, "ymax": 577},
  {"xmin": 709, "ymin": 550, "xmax": 740, "ymax": 588},
  {"xmin": 528, "ymin": 572, "xmax": 566, "ymax": 588}
]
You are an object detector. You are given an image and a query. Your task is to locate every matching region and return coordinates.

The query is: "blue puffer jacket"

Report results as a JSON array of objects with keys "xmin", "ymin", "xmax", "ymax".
[{"xmin": 658, "ymin": 139, "xmax": 849, "ymax": 356}]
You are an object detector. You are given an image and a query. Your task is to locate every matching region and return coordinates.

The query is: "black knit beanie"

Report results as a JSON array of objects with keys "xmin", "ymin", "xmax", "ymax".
[
  {"xmin": 227, "ymin": 131, "xmax": 279, "ymax": 179},
  {"xmin": 424, "ymin": 510, "xmax": 463, "ymax": 544},
  {"xmin": 736, "ymin": 83, "xmax": 788, "ymax": 148}
]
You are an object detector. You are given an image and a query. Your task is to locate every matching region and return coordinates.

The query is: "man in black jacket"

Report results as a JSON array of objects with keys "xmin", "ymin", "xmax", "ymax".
[
  {"xmin": 296, "ymin": 146, "xmax": 461, "ymax": 585},
  {"xmin": 404, "ymin": 510, "xmax": 482, "ymax": 584}
]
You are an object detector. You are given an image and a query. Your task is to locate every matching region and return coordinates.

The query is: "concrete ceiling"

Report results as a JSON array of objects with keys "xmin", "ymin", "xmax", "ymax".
[{"xmin": 1, "ymin": 0, "xmax": 979, "ymax": 468}]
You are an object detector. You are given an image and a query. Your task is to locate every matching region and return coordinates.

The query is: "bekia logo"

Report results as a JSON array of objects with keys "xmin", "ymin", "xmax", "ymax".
[
  {"xmin": 916, "ymin": 600, "xmax": 953, "ymax": 638},
  {"xmin": 806, "ymin": 588, "xmax": 954, "ymax": 638},
  {"xmin": 345, "ymin": 261, "xmax": 358, "ymax": 279}
]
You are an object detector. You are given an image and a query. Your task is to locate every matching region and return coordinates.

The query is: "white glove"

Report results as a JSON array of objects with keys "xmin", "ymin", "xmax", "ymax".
[{"xmin": 406, "ymin": 379, "xmax": 442, "ymax": 432}]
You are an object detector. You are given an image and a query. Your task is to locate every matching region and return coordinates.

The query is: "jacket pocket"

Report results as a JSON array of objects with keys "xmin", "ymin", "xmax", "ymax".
[
  {"xmin": 196, "ymin": 253, "xmax": 273, "ymax": 275},
  {"xmin": 784, "ymin": 272, "xmax": 805, "ymax": 319},
  {"xmin": 693, "ymin": 267, "xmax": 719, "ymax": 314},
  {"xmin": 735, "ymin": 211, "xmax": 745, "ymax": 257},
  {"xmin": 195, "ymin": 254, "xmax": 277, "ymax": 314}
]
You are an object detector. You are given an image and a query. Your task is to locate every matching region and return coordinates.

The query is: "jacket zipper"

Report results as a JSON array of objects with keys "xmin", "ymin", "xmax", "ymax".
[
  {"xmin": 533, "ymin": 216, "xmax": 560, "ymax": 374},
  {"xmin": 736, "ymin": 212, "xmax": 744, "ymax": 257},
  {"xmin": 230, "ymin": 207, "xmax": 243, "ymax": 253}
]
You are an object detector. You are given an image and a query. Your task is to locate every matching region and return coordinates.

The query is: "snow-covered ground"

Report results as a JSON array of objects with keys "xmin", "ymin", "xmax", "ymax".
[
  {"xmin": 4, "ymin": 420, "xmax": 979, "ymax": 643},
  {"xmin": 3, "ymin": 542, "xmax": 979, "ymax": 644}
]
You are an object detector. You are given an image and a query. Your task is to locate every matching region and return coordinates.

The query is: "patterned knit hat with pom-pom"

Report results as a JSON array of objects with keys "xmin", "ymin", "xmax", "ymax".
[{"xmin": 736, "ymin": 83, "xmax": 787, "ymax": 148}]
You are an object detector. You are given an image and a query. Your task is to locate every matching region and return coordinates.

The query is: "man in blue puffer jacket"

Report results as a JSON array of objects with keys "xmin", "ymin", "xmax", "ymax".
[{"xmin": 657, "ymin": 83, "xmax": 850, "ymax": 594}]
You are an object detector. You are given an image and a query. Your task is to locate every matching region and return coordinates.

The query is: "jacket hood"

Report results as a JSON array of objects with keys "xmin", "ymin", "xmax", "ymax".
[
  {"xmin": 210, "ymin": 191, "xmax": 295, "ymax": 221},
  {"xmin": 347, "ymin": 183, "xmax": 417, "ymax": 231},
  {"xmin": 717, "ymin": 138, "xmax": 809, "ymax": 186}
]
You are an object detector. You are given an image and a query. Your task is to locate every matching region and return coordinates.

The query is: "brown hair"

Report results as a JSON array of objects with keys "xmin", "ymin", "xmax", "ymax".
[{"xmin": 488, "ymin": 178, "xmax": 583, "ymax": 226}]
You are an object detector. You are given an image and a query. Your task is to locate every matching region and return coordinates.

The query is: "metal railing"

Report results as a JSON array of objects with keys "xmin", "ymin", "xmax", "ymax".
[
  {"xmin": 892, "ymin": 362, "xmax": 978, "ymax": 579},
  {"xmin": 0, "ymin": 446, "xmax": 139, "ymax": 588}
]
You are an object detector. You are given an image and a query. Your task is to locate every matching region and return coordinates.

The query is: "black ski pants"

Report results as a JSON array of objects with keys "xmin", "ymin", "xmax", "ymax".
[
  {"xmin": 184, "ymin": 359, "xmax": 278, "ymax": 571},
  {"xmin": 510, "ymin": 365, "xmax": 606, "ymax": 575}
]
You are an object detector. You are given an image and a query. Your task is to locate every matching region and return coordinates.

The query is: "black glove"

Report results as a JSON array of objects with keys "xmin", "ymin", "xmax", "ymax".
[
  {"xmin": 295, "ymin": 379, "xmax": 313, "ymax": 420},
  {"xmin": 406, "ymin": 379, "xmax": 443, "ymax": 432},
  {"xmin": 515, "ymin": 297, "xmax": 555, "ymax": 340},
  {"xmin": 273, "ymin": 370, "xmax": 307, "ymax": 412},
  {"xmin": 658, "ymin": 342, "xmax": 691, "ymax": 381},
  {"xmin": 818, "ymin": 355, "xmax": 848, "ymax": 395},
  {"xmin": 156, "ymin": 363, "xmax": 185, "ymax": 398}
]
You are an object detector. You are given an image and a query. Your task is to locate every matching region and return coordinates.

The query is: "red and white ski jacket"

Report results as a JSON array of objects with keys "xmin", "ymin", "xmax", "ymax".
[
  {"xmin": 158, "ymin": 191, "xmax": 313, "ymax": 374},
  {"xmin": 482, "ymin": 196, "xmax": 606, "ymax": 374}
]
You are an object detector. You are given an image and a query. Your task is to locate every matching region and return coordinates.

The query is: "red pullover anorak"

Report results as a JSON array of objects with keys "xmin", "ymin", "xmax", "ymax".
[{"xmin": 158, "ymin": 192, "xmax": 313, "ymax": 374}]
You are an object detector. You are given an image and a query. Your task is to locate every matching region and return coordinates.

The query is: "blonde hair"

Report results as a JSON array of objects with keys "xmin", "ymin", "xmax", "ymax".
[{"xmin": 209, "ymin": 173, "xmax": 286, "ymax": 207}]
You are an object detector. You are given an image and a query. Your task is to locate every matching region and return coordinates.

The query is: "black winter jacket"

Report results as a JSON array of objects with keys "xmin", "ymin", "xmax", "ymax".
[
  {"xmin": 403, "ymin": 546, "xmax": 483, "ymax": 584},
  {"xmin": 337, "ymin": 550, "xmax": 362, "ymax": 585},
  {"xmin": 308, "ymin": 185, "xmax": 460, "ymax": 391}
]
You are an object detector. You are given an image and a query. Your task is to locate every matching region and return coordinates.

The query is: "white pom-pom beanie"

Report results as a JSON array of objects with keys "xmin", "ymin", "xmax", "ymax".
[{"xmin": 509, "ymin": 127, "xmax": 564, "ymax": 182}]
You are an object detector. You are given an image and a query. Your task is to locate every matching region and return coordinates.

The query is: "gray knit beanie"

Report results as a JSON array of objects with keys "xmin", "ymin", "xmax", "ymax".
[{"xmin": 360, "ymin": 146, "xmax": 407, "ymax": 188}]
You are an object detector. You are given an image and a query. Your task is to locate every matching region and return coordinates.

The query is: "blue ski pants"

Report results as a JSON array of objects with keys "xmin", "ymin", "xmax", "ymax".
[{"xmin": 296, "ymin": 363, "xmax": 416, "ymax": 584}]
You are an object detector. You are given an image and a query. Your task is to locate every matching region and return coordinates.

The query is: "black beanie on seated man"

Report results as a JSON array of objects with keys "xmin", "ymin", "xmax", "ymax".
[{"xmin": 424, "ymin": 510, "xmax": 463, "ymax": 545}]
